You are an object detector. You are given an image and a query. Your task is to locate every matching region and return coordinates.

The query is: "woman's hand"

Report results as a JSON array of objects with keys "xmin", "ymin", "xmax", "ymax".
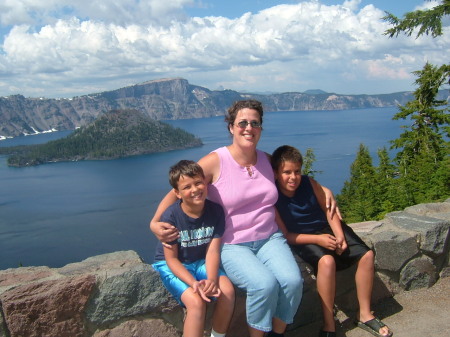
[
  {"xmin": 151, "ymin": 221, "xmax": 180, "ymax": 247},
  {"xmin": 323, "ymin": 187, "xmax": 342, "ymax": 220}
]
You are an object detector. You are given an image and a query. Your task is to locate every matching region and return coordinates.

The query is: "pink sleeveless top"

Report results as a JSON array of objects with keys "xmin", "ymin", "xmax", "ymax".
[{"xmin": 207, "ymin": 146, "xmax": 279, "ymax": 244}]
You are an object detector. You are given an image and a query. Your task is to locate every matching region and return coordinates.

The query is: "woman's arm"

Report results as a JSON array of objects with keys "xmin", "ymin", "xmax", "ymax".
[
  {"xmin": 149, "ymin": 190, "xmax": 179, "ymax": 243},
  {"xmin": 310, "ymin": 178, "xmax": 342, "ymax": 220},
  {"xmin": 197, "ymin": 152, "xmax": 219, "ymax": 185}
]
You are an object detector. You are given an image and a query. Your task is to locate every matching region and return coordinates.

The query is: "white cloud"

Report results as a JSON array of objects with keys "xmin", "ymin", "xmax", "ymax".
[
  {"xmin": 0, "ymin": 0, "xmax": 448, "ymax": 97},
  {"xmin": 354, "ymin": 54, "xmax": 412, "ymax": 80},
  {"xmin": 0, "ymin": 0, "xmax": 195, "ymax": 26},
  {"xmin": 416, "ymin": 0, "xmax": 441, "ymax": 11}
]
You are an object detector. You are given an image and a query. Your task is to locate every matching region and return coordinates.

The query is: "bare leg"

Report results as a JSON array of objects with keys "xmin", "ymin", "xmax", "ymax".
[
  {"xmin": 356, "ymin": 250, "xmax": 391, "ymax": 336},
  {"xmin": 248, "ymin": 326, "xmax": 265, "ymax": 337},
  {"xmin": 356, "ymin": 250, "xmax": 374, "ymax": 321},
  {"xmin": 272, "ymin": 317, "xmax": 287, "ymax": 334},
  {"xmin": 211, "ymin": 276, "xmax": 235, "ymax": 334},
  {"xmin": 316, "ymin": 255, "xmax": 336, "ymax": 332},
  {"xmin": 181, "ymin": 288, "xmax": 207, "ymax": 337}
]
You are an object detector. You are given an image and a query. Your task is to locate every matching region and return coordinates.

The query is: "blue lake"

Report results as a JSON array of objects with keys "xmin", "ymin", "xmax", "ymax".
[{"xmin": 0, "ymin": 107, "xmax": 405, "ymax": 269}]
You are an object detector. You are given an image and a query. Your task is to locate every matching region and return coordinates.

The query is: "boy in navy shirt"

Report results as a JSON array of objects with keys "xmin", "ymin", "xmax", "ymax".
[
  {"xmin": 271, "ymin": 146, "xmax": 392, "ymax": 337},
  {"xmin": 152, "ymin": 160, "xmax": 235, "ymax": 337}
]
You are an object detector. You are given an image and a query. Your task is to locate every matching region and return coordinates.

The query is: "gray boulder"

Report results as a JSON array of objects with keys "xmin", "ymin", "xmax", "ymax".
[
  {"xmin": 386, "ymin": 211, "xmax": 450, "ymax": 256},
  {"xmin": 399, "ymin": 256, "xmax": 438, "ymax": 290},
  {"xmin": 371, "ymin": 230, "xmax": 419, "ymax": 272}
]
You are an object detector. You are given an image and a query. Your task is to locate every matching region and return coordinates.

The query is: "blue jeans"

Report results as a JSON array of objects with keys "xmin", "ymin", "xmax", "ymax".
[{"xmin": 221, "ymin": 231, "xmax": 303, "ymax": 332}]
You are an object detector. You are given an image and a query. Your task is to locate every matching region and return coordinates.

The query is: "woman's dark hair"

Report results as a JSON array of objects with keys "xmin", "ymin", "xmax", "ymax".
[
  {"xmin": 168, "ymin": 160, "xmax": 205, "ymax": 189},
  {"xmin": 225, "ymin": 100, "xmax": 264, "ymax": 134},
  {"xmin": 271, "ymin": 145, "xmax": 303, "ymax": 170}
]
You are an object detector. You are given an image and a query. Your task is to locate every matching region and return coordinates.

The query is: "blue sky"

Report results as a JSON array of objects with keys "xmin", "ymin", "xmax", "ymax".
[
  {"xmin": 186, "ymin": 1, "xmax": 425, "ymax": 18},
  {"xmin": 0, "ymin": 0, "xmax": 447, "ymax": 98}
]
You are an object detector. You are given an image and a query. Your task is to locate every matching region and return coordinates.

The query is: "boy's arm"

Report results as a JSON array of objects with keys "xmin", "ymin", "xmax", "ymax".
[
  {"xmin": 205, "ymin": 237, "xmax": 220, "ymax": 284},
  {"xmin": 203, "ymin": 237, "xmax": 222, "ymax": 298},
  {"xmin": 311, "ymin": 179, "xmax": 347, "ymax": 254},
  {"xmin": 150, "ymin": 190, "xmax": 180, "ymax": 244},
  {"xmin": 164, "ymin": 245, "xmax": 210, "ymax": 301},
  {"xmin": 275, "ymin": 208, "xmax": 324, "ymax": 246}
]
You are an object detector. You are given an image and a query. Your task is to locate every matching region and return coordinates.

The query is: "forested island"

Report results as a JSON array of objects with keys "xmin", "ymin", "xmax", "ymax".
[{"xmin": 0, "ymin": 109, "xmax": 203, "ymax": 167}]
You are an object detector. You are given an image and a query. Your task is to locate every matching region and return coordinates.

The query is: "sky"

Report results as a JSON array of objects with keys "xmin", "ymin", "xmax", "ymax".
[{"xmin": 0, "ymin": 0, "xmax": 448, "ymax": 98}]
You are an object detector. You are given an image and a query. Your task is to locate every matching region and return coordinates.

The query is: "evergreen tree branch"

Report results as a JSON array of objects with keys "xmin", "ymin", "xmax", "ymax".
[{"xmin": 383, "ymin": 0, "xmax": 450, "ymax": 38}]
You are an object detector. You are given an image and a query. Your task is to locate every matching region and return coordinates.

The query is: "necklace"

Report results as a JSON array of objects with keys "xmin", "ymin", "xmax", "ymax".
[
  {"xmin": 226, "ymin": 145, "xmax": 257, "ymax": 177},
  {"xmin": 245, "ymin": 165, "xmax": 254, "ymax": 177}
]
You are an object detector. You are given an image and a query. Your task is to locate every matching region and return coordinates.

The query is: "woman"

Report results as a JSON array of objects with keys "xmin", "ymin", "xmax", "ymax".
[{"xmin": 151, "ymin": 100, "xmax": 337, "ymax": 337}]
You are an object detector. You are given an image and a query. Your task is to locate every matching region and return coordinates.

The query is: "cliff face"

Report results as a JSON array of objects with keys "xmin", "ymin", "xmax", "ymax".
[
  {"xmin": 2, "ymin": 77, "xmax": 446, "ymax": 139},
  {"xmin": 0, "ymin": 78, "xmax": 237, "ymax": 138},
  {"xmin": 254, "ymin": 91, "xmax": 416, "ymax": 111}
]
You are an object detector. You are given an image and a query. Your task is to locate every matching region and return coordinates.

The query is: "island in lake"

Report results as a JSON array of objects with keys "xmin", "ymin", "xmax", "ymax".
[{"xmin": 0, "ymin": 109, "xmax": 203, "ymax": 167}]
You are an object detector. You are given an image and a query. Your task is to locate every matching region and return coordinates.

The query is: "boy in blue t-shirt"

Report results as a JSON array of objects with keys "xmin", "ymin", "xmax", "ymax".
[
  {"xmin": 152, "ymin": 160, "xmax": 235, "ymax": 337},
  {"xmin": 271, "ymin": 146, "xmax": 392, "ymax": 337}
]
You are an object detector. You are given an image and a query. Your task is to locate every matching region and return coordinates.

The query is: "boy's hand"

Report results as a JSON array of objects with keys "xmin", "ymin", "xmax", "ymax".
[
  {"xmin": 192, "ymin": 281, "xmax": 211, "ymax": 302},
  {"xmin": 335, "ymin": 236, "xmax": 347, "ymax": 255},
  {"xmin": 198, "ymin": 279, "xmax": 221, "ymax": 299},
  {"xmin": 317, "ymin": 234, "xmax": 338, "ymax": 251}
]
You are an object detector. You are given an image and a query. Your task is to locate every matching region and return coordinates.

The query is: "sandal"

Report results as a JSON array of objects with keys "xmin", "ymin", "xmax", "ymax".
[
  {"xmin": 355, "ymin": 317, "xmax": 393, "ymax": 337},
  {"xmin": 319, "ymin": 331, "xmax": 336, "ymax": 337}
]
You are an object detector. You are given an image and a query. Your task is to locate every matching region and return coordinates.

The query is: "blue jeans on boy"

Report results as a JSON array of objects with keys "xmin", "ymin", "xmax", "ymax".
[{"xmin": 221, "ymin": 231, "xmax": 303, "ymax": 332}]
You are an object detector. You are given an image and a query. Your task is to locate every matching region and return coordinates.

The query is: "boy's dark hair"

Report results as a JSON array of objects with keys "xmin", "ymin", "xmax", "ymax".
[
  {"xmin": 169, "ymin": 160, "xmax": 205, "ymax": 189},
  {"xmin": 225, "ymin": 100, "xmax": 264, "ymax": 134},
  {"xmin": 271, "ymin": 145, "xmax": 303, "ymax": 170}
]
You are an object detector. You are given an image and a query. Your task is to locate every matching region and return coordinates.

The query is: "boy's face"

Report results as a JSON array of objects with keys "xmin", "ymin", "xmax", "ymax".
[
  {"xmin": 274, "ymin": 160, "xmax": 302, "ymax": 197},
  {"xmin": 174, "ymin": 174, "xmax": 207, "ymax": 207}
]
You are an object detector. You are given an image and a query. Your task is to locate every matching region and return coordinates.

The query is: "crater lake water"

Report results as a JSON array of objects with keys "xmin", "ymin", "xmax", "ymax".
[{"xmin": 0, "ymin": 107, "xmax": 405, "ymax": 270}]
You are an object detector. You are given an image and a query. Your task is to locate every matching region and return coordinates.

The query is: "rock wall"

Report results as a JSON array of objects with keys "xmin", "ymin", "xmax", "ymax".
[{"xmin": 1, "ymin": 200, "xmax": 449, "ymax": 337}]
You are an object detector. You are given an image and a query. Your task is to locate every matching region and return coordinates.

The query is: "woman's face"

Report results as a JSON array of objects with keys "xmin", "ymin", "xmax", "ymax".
[{"xmin": 229, "ymin": 108, "xmax": 262, "ymax": 148}]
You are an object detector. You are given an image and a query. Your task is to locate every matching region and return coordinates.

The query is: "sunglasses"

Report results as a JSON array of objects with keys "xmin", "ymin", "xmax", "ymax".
[{"xmin": 235, "ymin": 120, "xmax": 262, "ymax": 128}]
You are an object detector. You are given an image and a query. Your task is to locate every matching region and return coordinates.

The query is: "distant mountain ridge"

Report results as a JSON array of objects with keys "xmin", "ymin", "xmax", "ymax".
[{"xmin": 1, "ymin": 77, "xmax": 447, "ymax": 139}]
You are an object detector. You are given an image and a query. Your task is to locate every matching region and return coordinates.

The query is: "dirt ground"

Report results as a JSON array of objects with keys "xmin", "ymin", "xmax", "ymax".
[{"xmin": 286, "ymin": 276, "xmax": 450, "ymax": 337}]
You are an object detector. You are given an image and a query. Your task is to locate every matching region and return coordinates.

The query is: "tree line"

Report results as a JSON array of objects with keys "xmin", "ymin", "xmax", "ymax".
[{"xmin": 335, "ymin": 1, "xmax": 449, "ymax": 222}]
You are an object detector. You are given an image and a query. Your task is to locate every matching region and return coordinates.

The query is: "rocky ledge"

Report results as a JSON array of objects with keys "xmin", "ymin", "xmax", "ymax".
[{"xmin": 1, "ymin": 200, "xmax": 449, "ymax": 337}]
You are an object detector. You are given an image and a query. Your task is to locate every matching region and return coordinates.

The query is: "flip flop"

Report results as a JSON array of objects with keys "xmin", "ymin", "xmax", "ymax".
[{"xmin": 355, "ymin": 317, "xmax": 393, "ymax": 337}]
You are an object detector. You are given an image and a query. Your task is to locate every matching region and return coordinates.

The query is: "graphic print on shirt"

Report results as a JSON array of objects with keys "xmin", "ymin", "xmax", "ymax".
[{"xmin": 179, "ymin": 226, "xmax": 215, "ymax": 247}]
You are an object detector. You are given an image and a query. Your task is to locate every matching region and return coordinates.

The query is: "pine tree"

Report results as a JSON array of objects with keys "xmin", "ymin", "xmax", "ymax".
[
  {"xmin": 374, "ymin": 147, "xmax": 401, "ymax": 217},
  {"xmin": 302, "ymin": 148, "xmax": 322, "ymax": 178},
  {"xmin": 384, "ymin": 1, "xmax": 450, "ymax": 205},
  {"xmin": 383, "ymin": 0, "xmax": 450, "ymax": 39},
  {"xmin": 337, "ymin": 144, "xmax": 380, "ymax": 223}
]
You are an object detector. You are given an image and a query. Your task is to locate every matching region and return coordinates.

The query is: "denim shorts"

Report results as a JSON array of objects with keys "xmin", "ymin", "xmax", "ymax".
[{"xmin": 152, "ymin": 259, "xmax": 226, "ymax": 306}]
